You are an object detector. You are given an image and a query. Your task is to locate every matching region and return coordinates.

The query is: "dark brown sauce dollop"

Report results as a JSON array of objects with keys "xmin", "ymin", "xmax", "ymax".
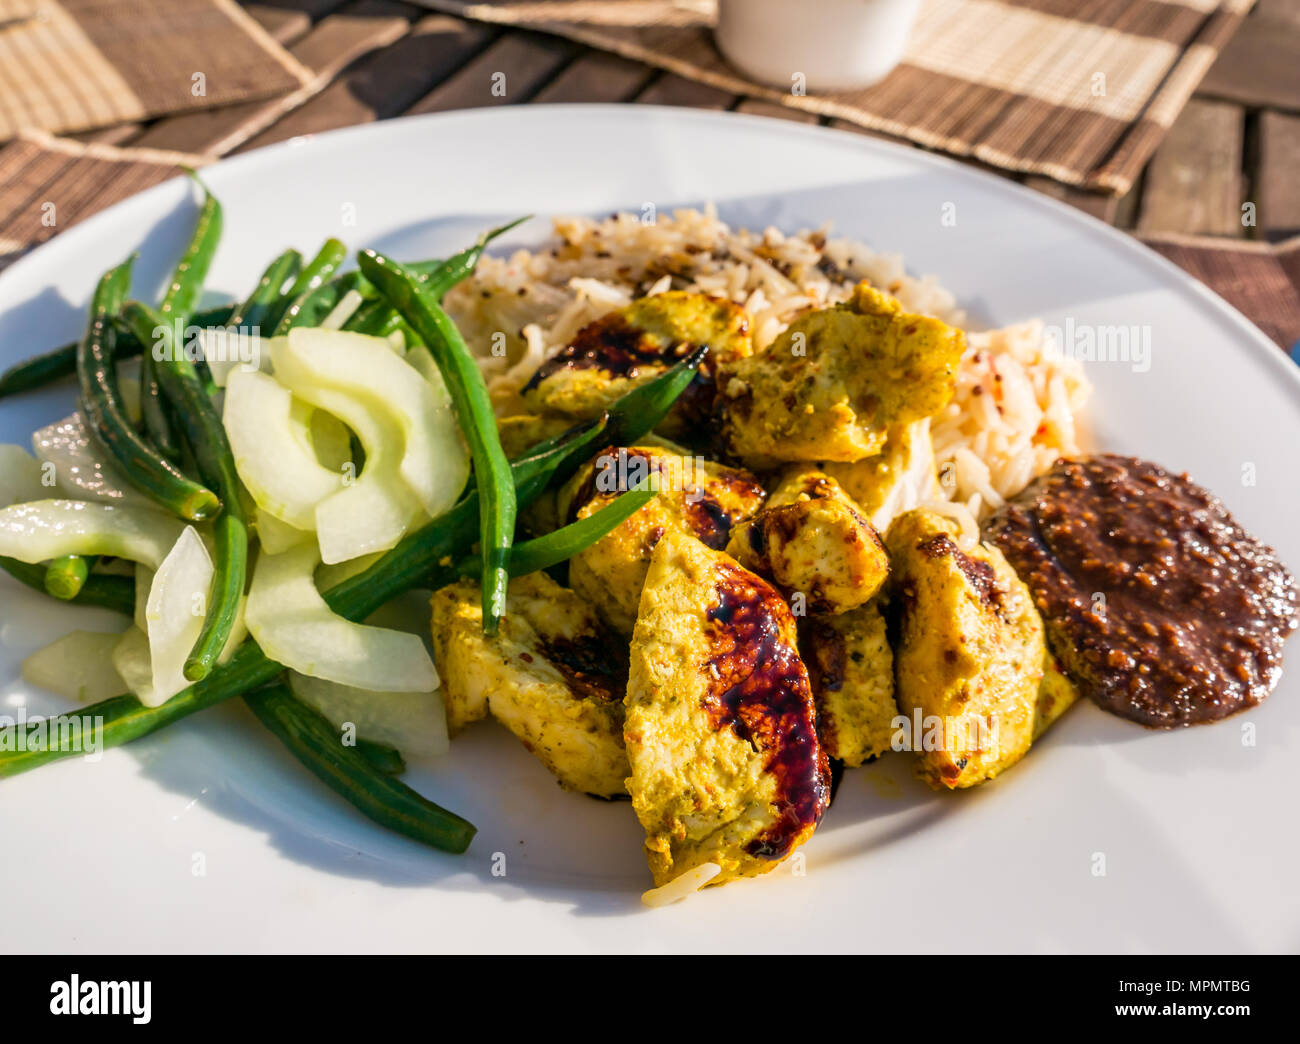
[{"xmin": 987, "ymin": 454, "xmax": 1298, "ymax": 727}]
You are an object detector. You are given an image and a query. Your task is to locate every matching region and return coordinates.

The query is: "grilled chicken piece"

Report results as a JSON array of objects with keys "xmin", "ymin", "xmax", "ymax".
[
  {"xmin": 495, "ymin": 413, "xmax": 578, "ymax": 460},
  {"xmin": 718, "ymin": 283, "xmax": 963, "ymax": 469},
  {"xmin": 625, "ymin": 530, "xmax": 831, "ymax": 887},
  {"xmin": 522, "ymin": 291, "xmax": 752, "ymax": 438},
  {"xmin": 885, "ymin": 508, "xmax": 1054, "ymax": 789},
  {"xmin": 429, "ymin": 573, "xmax": 628, "ymax": 797},
  {"xmin": 801, "ymin": 601, "xmax": 896, "ymax": 766},
  {"xmin": 561, "ymin": 443, "xmax": 766, "ymax": 635},
  {"xmin": 821, "ymin": 417, "xmax": 944, "ymax": 532},
  {"xmin": 726, "ymin": 467, "xmax": 887, "ymax": 615}
]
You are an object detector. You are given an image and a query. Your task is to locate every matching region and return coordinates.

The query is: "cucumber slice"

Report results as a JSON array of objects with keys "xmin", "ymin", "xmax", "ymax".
[
  {"xmin": 269, "ymin": 339, "xmax": 420, "ymax": 564},
  {"xmin": 246, "ymin": 542, "xmax": 437, "ymax": 693},
  {"xmin": 280, "ymin": 328, "xmax": 469, "ymax": 520},
  {"xmin": 22, "ymin": 629, "xmax": 129, "ymax": 703},
  {"xmin": 0, "ymin": 499, "xmax": 185, "ymax": 568},
  {"xmin": 223, "ymin": 368, "xmax": 343, "ymax": 529},
  {"xmin": 32, "ymin": 414, "xmax": 150, "ymax": 506},
  {"xmin": 305, "ymin": 405, "xmax": 353, "ymax": 472},
  {"xmin": 112, "ymin": 627, "xmax": 158, "ymax": 706},
  {"xmin": 255, "ymin": 509, "xmax": 312, "ymax": 555},
  {"xmin": 144, "ymin": 526, "xmax": 213, "ymax": 706},
  {"xmin": 133, "ymin": 565, "xmax": 154, "ymax": 630},
  {"xmin": 289, "ymin": 673, "xmax": 449, "ymax": 759},
  {"xmin": 0, "ymin": 443, "xmax": 50, "ymax": 507}
]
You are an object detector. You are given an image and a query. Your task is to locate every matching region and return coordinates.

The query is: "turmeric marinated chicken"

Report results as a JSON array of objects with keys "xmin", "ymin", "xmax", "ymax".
[
  {"xmin": 522, "ymin": 291, "xmax": 752, "ymax": 439},
  {"xmin": 561, "ymin": 442, "xmax": 766, "ymax": 635},
  {"xmin": 885, "ymin": 508, "xmax": 1076, "ymax": 789},
  {"xmin": 718, "ymin": 283, "xmax": 964, "ymax": 469},
  {"xmin": 726, "ymin": 467, "xmax": 888, "ymax": 615},
  {"xmin": 625, "ymin": 530, "xmax": 831, "ymax": 887},
  {"xmin": 801, "ymin": 602, "xmax": 896, "ymax": 766},
  {"xmin": 821, "ymin": 418, "xmax": 944, "ymax": 532},
  {"xmin": 430, "ymin": 573, "xmax": 629, "ymax": 797}
]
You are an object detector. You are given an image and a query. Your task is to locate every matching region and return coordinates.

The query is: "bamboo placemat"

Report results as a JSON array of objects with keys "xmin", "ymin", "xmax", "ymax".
[
  {"xmin": 411, "ymin": 0, "xmax": 1255, "ymax": 195},
  {"xmin": 1, "ymin": 131, "xmax": 1295, "ymax": 352},
  {"xmin": 0, "ymin": 0, "xmax": 313, "ymax": 140}
]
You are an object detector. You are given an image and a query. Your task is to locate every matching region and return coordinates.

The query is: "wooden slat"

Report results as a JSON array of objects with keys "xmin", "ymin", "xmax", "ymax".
[
  {"xmin": 234, "ymin": 14, "xmax": 496, "ymax": 153},
  {"xmin": 635, "ymin": 71, "xmax": 736, "ymax": 110},
  {"xmin": 1023, "ymin": 177, "xmax": 1119, "ymax": 224},
  {"xmin": 1137, "ymin": 99, "xmax": 1246, "ymax": 237},
  {"xmin": 124, "ymin": 0, "xmax": 416, "ymax": 155},
  {"xmin": 1199, "ymin": 0, "xmax": 1300, "ymax": 112},
  {"xmin": 404, "ymin": 31, "xmax": 576, "ymax": 114},
  {"xmin": 531, "ymin": 49, "xmax": 655, "ymax": 104},
  {"xmin": 1257, "ymin": 110, "xmax": 1300, "ymax": 242},
  {"xmin": 244, "ymin": 2, "xmax": 313, "ymax": 45},
  {"xmin": 734, "ymin": 98, "xmax": 820, "ymax": 125}
]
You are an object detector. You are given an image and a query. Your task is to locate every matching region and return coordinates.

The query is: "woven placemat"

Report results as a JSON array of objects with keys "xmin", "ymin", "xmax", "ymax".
[
  {"xmin": 1139, "ymin": 232, "xmax": 1300, "ymax": 352},
  {"xmin": 1, "ymin": 132, "xmax": 1295, "ymax": 353},
  {"xmin": 413, "ymin": 0, "xmax": 1254, "ymax": 194},
  {"xmin": 0, "ymin": 0, "xmax": 313, "ymax": 141}
]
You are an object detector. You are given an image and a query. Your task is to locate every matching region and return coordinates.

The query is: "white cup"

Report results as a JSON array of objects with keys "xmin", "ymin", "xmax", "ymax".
[{"xmin": 715, "ymin": 0, "xmax": 922, "ymax": 91}]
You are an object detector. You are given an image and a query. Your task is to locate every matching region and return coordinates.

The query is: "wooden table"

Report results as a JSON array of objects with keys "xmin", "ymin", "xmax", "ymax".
[{"xmin": 76, "ymin": 0, "xmax": 1300, "ymax": 244}]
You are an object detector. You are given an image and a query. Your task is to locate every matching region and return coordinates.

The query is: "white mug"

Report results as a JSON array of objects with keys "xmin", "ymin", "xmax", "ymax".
[{"xmin": 715, "ymin": 0, "xmax": 922, "ymax": 91}]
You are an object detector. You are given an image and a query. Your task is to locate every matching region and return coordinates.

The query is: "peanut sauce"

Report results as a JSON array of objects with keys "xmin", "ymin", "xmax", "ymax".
[{"xmin": 987, "ymin": 455, "xmax": 1298, "ymax": 727}]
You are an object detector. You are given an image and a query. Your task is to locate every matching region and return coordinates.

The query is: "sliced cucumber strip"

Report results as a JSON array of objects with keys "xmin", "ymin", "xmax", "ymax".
[
  {"xmin": 144, "ymin": 526, "xmax": 213, "ymax": 706},
  {"xmin": 32, "ymin": 414, "xmax": 149, "ymax": 507},
  {"xmin": 0, "ymin": 443, "xmax": 50, "ymax": 507},
  {"xmin": 255, "ymin": 509, "xmax": 313, "ymax": 555},
  {"xmin": 22, "ymin": 629, "xmax": 129, "ymax": 703},
  {"xmin": 0, "ymin": 500, "xmax": 185, "ymax": 568},
  {"xmin": 246, "ymin": 542, "xmax": 437, "ymax": 693},
  {"xmin": 280, "ymin": 328, "xmax": 468, "ymax": 520},
  {"xmin": 223, "ymin": 368, "xmax": 343, "ymax": 530},
  {"xmin": 289, "ymin": 673, "xmax": 449, "ymax": 759},
  {"xmin": 269, "ymin": 339, "xmax": 420, "ymax": 564}
]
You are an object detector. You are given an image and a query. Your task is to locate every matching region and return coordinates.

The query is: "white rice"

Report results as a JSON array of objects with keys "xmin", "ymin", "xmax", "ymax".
[{"xmin": 445, "ymin": 206, "xmax": 1089, "ymax": 516}]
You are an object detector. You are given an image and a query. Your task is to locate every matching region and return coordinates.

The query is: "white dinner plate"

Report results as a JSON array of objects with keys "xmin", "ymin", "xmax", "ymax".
[{"xmin": 2, "ymin": 106, "xmax": 1298, "ymax": 954}]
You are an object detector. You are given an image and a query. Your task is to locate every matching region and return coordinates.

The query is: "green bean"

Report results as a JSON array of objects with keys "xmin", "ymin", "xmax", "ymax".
[
  {"xmin": 418, "ymin": 217, "xmax": 528, "ymax": 298},
  {"xmin": 603, "ymin": 343, "xmax": 709, "ymax": 448},
  {"xmin": 123, "ymin": 302, "xmax": 247, "ymax": 683},
  {"xmin": 267, "ymin": 238, "xmax": 348, "ymax": 332},
  {"xmin": 273, "ymin": 277, "xmax": 350, "ymax": 335},
  {"xmin": 43, "ymin": 555, "xmax": 91, "ymax": 600},
  {"xmin": 77, "ymin": 259, "xmax": 220, "ymax": 521},
  {"xmin": 355, "ymin": 738, "xmax": 406, "ymax": 776},
  {"xmin": 342, "ymin": 297, "xmax": 403, "ymax": 337},
  {"xmin": 244, "ymin": 685, "xmax": 473, "ymax": 852},
  {"xmin": 456, "ymin": 485, "xmax": 656, "ymax": 581},
  {"xmin": 357, "ymin": 249, "xmax": 515, "ymax": 635},
  {"xmin": 0, "ymin": 304, "xmax": 235, "ymax": 401},
  {"xmin": 344, "ymin": 218, "xmax": 527, "ymax": 337},
  {"xmin": 137, "ymin": 352, "xmax": 181, "ymax": 460},
  {"xmin": 0, "ymin": 640, "xmax": 280, "ymax": 779},
  {"xmin": 227, "ymin": 249, "xmax": 301, "ymax": 333},
  {"xmin": 159, "ymin": 170, "xmax": 223, "ymax": 330},
  {"xmin": 0, "ymin": 555, "xmax": 134, "ymax": 615},
  {"xmin": 0, "ymin": 358, "xmax": 691, "ymax": 778}
]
